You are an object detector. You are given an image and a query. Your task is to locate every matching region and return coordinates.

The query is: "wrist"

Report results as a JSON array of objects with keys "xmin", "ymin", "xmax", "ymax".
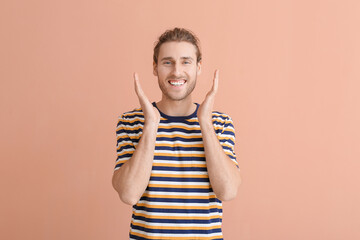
[
  {"xmin": 198, "ymin": 118, "xmax": 213, "ymax": 129},
  {"xmin": 143, "ymin": 120, "xmax": 160, "ymax": 131}
]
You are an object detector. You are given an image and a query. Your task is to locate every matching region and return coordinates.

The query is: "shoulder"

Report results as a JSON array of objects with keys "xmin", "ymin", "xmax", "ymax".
[
  {"xmin": 211, "ymin": 110, "xmax": 233, "ymax": 122},
  {"xmin": 117, "ymin": 107, "xmax": 144, "ymax": 128},
  {"xmin": 211, "ymin": 110, "xmax": 235, "ymax": 132},
  {"xmin": 118, "ymin": 107, "xmax": 144, "ymax": 120}
]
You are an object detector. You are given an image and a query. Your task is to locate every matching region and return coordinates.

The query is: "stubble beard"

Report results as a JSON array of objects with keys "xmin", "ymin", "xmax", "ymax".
[{"xmin": 158, "ymin": 76, "xmax": 197, "ymax": 101}]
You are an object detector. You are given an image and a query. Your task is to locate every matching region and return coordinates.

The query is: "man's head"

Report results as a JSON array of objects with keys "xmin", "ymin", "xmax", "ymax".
[{"xmin": 153, "ymin": 28, "xmax": 202, "ymax": 102}]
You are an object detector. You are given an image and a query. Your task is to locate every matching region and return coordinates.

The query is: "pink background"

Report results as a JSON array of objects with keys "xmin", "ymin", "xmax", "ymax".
[{"xmin": 1, "ymin": 0, "xmax": 360, "ymax": 239}]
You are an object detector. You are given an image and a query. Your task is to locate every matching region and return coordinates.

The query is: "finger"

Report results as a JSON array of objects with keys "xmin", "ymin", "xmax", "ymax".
[
  {"xmin": 134, "ymin": 72, "xmax": 142, "ymax": 96},
  {"xmin": 212, "ymin": 69, "xmax": 219, "ymax": 93},
  {"xmin": 133, "ymin": 72, "xmax": 151, "ymax": 106},
  {"xmin": 134, "ymin": 72, "xmax": 146, "ymax": 99},
  {"xmin": 207, "ymin": 69, "xmax": 218, "ymax": 98}
]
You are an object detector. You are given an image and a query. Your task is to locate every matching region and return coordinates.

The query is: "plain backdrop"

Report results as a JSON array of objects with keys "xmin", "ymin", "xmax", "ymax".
[{"xmin": 1, "ymin": 0, "xmax": 360, "ymax": 239}]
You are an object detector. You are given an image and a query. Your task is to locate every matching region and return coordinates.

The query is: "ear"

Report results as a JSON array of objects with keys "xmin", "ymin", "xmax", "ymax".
[
  {"xmin": 197, "ymin": 60, "xmax": 202, "ymax": 75},
  {"xmin": 153, "ymin": 61, "xmax": 158, "ymax": 76}
]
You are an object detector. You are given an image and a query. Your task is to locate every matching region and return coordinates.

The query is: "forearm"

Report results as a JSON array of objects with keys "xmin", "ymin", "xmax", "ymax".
[
  {"xmin": 112, "ymin": 122, "xmax": 158, "ymax": 205},
  {"xmin": 199, "ymin": 121, "xmax": 241, "ymax": 201}
]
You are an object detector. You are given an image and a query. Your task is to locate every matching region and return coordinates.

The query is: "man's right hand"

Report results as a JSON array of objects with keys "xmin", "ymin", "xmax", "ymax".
[{"xmin": 134, "ymin": 72, "xmax": 161, "ymax": 124}]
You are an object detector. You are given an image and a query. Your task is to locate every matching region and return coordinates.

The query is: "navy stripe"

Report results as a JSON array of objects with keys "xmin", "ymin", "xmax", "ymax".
[
  {"xmin": 132, "ymin": 215, "xmax": 222, "ymax": 224},
  {"xmin": 152, "ymin": 166, "xmax": 208, "ymax": 171},
  {"xmin": 157, "ymin": 127, "xmax": 201, "ymax": 134},
  {"xmin": 154, "ymin": 155, "xmax": 205, "ymax": 161},
  {"xmin": 147, "ymin": 187, "xmax": 210, "ymax": 193},
  {"xmin": 160, "ymin": 119, "xmax": 199, "ymax": 125},
  {"xmin": 131, "ymin": 223, "xmax": 222, "ymax": 234},
  {"xmin": 117, "ymin": 144, "xmax": 134, "ymax": 152},
  {"xmin": 150, "ymin": 176, "xmax": 209, "ymax": 182},
  {"xmin": 133, "ymin": 206, "xmax": 221, "ymax": 214},
  {"xmin": 116, "ymin": 153, "xmax": 133, "ymax": 159},
  {"xmin": 139, "ymin": 196, "xmax": 221, "ymax": 204},
  {"xmin": 123, "ymin": 114, "xmax": 144, "ymax": 119},
  {"xmin": 156, "ymin": 136, "xmax": 203, "ymax": 142},
  {"xmin": 155, "ymin": 145, "xmax": 204, "ymax": 151},
  {"xmin": 121, "ymin": 120, "xmax": 145, "ymax": 127}
]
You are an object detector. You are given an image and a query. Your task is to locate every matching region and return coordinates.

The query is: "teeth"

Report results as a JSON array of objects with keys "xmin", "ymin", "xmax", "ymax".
[{"xmin": 169, "ymin": 81, "xmax": 185, "ymax": 86}]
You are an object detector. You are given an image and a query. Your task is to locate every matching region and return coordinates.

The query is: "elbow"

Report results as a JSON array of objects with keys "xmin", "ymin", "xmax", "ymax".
[
  {"xmin": 112, "ymin": 176, "xmax": 139, "ymax": 206},
  {"xmin": 217, "ymin": 189, "xmax": 238, "ymax": 202},
  {"xmin": 114, "ymin": 186, "xmax": 139, "ymax": 206},
  {"xmin": 118, "ymin": 193, "xmax": 138, "ymax": 206},
  {"xmin": 216, "ymin": 177, "xmax": 241, "ymax": 202}
]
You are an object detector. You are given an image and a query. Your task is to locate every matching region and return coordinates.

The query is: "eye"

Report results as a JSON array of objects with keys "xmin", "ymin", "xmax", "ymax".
[
  {"xmin": 164, "ymin": 61, "xmax": 171, "ymax": 65},
  {"xmin": 184, "ymin": 61, "xmax": 191, "ymax": 64}
]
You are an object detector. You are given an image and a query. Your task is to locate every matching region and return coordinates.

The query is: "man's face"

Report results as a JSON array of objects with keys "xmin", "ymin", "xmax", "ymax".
[{"xmin": 153, "ymin": 41, "xmax": 202, "ymax": 101}]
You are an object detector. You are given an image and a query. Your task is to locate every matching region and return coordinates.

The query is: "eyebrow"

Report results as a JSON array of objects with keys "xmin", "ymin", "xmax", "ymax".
[{"xmin": 160, "ymin": 56, "xmax": 194, "ymax": 61}]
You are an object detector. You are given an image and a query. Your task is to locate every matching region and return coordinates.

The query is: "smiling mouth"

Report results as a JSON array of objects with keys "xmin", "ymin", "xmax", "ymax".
[{"xmin": 168, "ymin": 79, "xmax": 186, "ymax": 86}]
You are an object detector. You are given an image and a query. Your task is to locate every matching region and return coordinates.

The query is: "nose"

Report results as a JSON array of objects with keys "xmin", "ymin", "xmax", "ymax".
[{"xmin": 171, "ymin": 62, "xmax": 182, "ymax": 77}]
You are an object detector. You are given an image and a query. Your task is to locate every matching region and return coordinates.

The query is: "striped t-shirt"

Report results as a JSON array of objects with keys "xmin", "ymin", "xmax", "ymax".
[{"xmin": 114, "ymin": 102, "xmax": 239, "ymax": 240}]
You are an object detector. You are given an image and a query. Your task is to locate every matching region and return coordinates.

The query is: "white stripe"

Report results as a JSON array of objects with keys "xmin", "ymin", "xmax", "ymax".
[
  {"xmin": 137, "ymin": 200, "xmax": 221, "ymax": 207},
  {"xmin": 154, "ymin": 150, "xmax": 204, "ymax": 155},
  {"xmin": 143, "ymin": 191, "xmax": 213, "ymax": 196},
  {"xmin": 130, "ymin": 229, "xmax": 223, "ymax": 237},
  {"xmin": 223, "ymin": 148, "xmax": 235, "ymax": 155},
  {"xmin": 153, "ymin": 160, "xmax": 205, "ymax": 165},
  {"xmin": 132, "ymin": 219, "xmax": 222, "ymax": 228},
  {"xmin": 133, "ymin": 209, "xmax": 222, "ymax": 217},
  {"xmin": 158, "ymin": 122, "xmax": 200, "ymax": 128},
  {"xmin": 221, "ymin": 125, "xmax": 235, "ymax": 131},
  {"xmin": 122, "ymin": 123, "xmax": 144, "ymax": 130},
  {"xmin": 151, "ymin": 170, "xmax": 208, "ymax": 175},
  {"xmin": 115, "ymin": 156, "xmax": 130, "ymax": 164},
  {"xmin": 116, "ymin": 139, "xmax": 133, "ymax": 146},
  {"xmin": 157, "ymin": 131, "xmax": 202, "ymax": 137},
  {"xmin": 121, "ymin": 116, "xmax": 144, "ymax": 121},
  {"xmin": 117, "ymin": 147, "xmax": 135, "ymax": 156},
  {"xmin": 149, "ymin": 181, "xmax": 210, "ymax": 186},
  {"xmin": 155, "ymin": 140, "xmax": 203, "ymax": 145}
]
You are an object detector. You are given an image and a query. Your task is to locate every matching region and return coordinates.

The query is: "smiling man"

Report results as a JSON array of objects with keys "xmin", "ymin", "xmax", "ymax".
[{"xmin": 112, "ymin": 27, "xmax": 241, "ymax": 240}]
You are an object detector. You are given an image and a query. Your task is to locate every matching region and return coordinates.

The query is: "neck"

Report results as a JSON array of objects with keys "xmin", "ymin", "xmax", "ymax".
[{"xmin": 156, "ymin": 95, "xmax": 196, "ymax": 116}]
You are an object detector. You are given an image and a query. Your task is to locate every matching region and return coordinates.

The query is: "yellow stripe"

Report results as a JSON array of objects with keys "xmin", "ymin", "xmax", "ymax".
[
  {"xmin": 156, "ymin": 134, "xmax": 202, "ymax": 139},
  {"xmin": 148, "ymin": 184, "xmax": 209, "ymax": 189},
  {"xmin": 133, "ymin": 212, "xmax": 221, "ymax": 220},
  {"xmin": 154, "ymin": 153, "xmax": 205, "ymax": 158},
  {"xmin": 218, "ymin": 135, "xmax": 235, "ymax": 141},
  {"xmin": 115, "ymin": 159, "xmax": 127, "ymax": 165},
  {"xmin": 117, "ymin": 142, "xmax": 135, "ymax": 150},
  {"xmin": 130, "ymin": 231, "xmax": 222, "ymax": 240},
  {"xmin": 119, "ymin": 118, "xmax": 144, "ymax": 124},
  {"xmin": 152, "ymin": 163, "xmax": 206, "ymax": 167},
  {"xmin": 156, "ymin": 143, "xmax": 203, "ymax": 148},
  {"xmin": 132, "ymin": 221, "xmax": 221, "ymax": 230},
  {"xmin": 142, "ymin": 193, "xmax": 216, "ymax": 199},
  {"xmin": 150, "ymin": 173, "xmax": 208, "ymax": 178},
  {"xmin": 136, "ymin": 203, "xmax": 220, "ymax": 210},
  {"xmin": 122, "ymin": 111, "xmax": 142, "ymax": 117}
]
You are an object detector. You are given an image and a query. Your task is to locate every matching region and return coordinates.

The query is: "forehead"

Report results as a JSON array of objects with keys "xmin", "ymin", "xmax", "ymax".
[{"xmin": 158, "ymin": 41, "xmax": 197, "ymax": 60}]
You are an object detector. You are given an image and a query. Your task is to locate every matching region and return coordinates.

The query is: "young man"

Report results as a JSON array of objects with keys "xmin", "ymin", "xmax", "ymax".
[{"xmin": 112, "ymin": 27, "xmax": 241, "ymax": 240}]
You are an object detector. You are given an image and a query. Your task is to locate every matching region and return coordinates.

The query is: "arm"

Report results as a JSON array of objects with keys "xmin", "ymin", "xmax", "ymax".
[
  {"xmin": 112, "ymin": 72, "xmax": 160, "ymax": 205},
  {"xmin": 197, "ymin": 69, "xmax": 241, "ymax": 201},
  {"xmin": 112, "ymin": 121, "xmax": 159, "ymax": 205},
  {"xmin": 199, "ymin": 118, "xmax": 241, "ymax": 201}
]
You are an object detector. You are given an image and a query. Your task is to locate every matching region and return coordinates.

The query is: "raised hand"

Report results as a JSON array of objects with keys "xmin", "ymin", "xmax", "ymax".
[
  {"xmin": 134, "ymin": 72, "xmax": 161, "ymax": 125},
  {"xmin": 197, "ymin": 69, "xmax": 219, "ymax": 124}
]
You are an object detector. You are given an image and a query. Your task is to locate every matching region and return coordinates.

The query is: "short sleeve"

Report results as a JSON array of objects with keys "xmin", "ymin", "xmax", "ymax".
[
  {"xmin": 114, "ymin": 114, "xmax": 136, "ymax": 172},
  {"xmin": 219, "ymin": 116, "xmax": 240, "ymax": 170}
]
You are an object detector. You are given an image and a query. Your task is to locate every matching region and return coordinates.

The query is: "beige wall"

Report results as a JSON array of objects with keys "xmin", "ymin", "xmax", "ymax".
[{"xmin": 1, "ymin": 0, "xmax": 360, "ymax": 239}]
